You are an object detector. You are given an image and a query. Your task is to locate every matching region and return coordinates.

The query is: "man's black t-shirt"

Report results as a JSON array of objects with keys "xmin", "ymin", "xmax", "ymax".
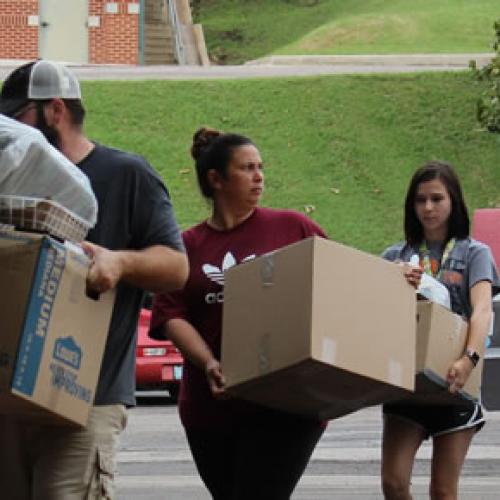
[{"xmin": 78, "ymin": 143, "xmax": 184, "ymax": 406}]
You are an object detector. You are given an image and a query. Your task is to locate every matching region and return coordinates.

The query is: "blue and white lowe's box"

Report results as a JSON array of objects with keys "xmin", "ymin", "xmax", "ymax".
[{"xmin": 0, "ymin": 230, "xmax": 115, "ymax": 426}]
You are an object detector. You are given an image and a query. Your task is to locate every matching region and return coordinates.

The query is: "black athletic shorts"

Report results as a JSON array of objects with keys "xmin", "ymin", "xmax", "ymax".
[{"xmin": 383, "ymin": 401, "xmax": 485, "ymax": 439}]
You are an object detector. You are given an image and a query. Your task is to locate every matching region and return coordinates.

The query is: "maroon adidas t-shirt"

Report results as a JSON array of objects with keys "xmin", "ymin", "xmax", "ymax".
[{"xmin": 151, "ymin": 207, "xmax": 327, "ymax": 430}]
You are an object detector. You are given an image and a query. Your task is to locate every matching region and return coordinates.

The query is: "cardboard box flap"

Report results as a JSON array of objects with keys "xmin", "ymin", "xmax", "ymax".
[
  {"xmin": 416, "ymin": 301, "xmax": 467, "ymax": 372},
  {"xmin": 0, "ymin": 242, "xmax": 41, "ymax": 393},
  {"xmin": 415, "ymin": 370, "xmax": 479, "ymax": 405},
  {"xmin": 229, "ymin": 359, "xmax": 411, "ymax": 420},
  {"xmin": 412, "ymin": 300, "xmax": 482, "ymax": 403},
  {"xmin": 223, "ymin": 238, "xmax": 315, "ymax": 385},
  {"xmin": 310, "ymin": 237, "xmax": 416, "ymax": 389}
]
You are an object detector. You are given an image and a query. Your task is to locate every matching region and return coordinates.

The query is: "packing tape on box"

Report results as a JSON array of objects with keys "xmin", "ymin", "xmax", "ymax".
[
  {"xmin": 388, "ymin": 359, "xmax": 403, "ymax": 387},
  {"xmin": 260, "ymin": 254, "xmax": 275, "ymax": 287},
  {"xmin": 322, "ymin": 338, "xmax": 337, "ymax": 364}
]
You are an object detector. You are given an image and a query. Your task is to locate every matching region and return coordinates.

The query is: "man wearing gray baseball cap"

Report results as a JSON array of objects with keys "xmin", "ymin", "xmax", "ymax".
[{"xmin": 0, "ymin": 60, "xmax": 189, "ymax": 499}]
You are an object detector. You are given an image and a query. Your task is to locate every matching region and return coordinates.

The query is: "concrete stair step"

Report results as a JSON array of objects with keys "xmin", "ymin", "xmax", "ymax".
[
  {"xmin": 144, "ymin": 57, "xmax": 177, "ymax": 65},
  {"xmin": 146, "ymin": 24, "xmax": 172, "ymax": 34},
  {"xmin": 145, "ymin": 36, "xmax": 174, "ymax": 46},
  {"xmin": 144, "ymin": 42, "xmax": 175, "ymax": 51}
]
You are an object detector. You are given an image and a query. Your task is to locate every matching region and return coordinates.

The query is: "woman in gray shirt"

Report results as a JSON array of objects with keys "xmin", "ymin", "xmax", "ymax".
[{"xmin": 381, "ymin": 160, "xmax": 499, "ymax": 500}]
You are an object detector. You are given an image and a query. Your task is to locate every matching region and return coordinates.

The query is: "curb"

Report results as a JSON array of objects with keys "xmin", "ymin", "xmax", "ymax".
[{"xmin": 246, "ymin": 53, "xmax": 495, "ymax": 67}]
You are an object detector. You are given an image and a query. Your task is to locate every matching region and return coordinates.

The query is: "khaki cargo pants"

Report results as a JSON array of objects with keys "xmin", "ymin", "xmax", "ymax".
[{"xmin": 0, "ymin": 405, "xmax": 127, "ymax": 500}]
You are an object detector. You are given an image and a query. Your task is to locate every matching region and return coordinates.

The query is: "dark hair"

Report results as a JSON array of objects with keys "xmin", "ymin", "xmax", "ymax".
[
  {"xmin": 33, "ymin": 98, "xmax": 85, "ymax": 127},
  {"xmin": 191, "ymin": 127, "xmax": 254, "ymax": 198},
  {"xmin": 63, "ymin": 99, "xmax": 85, "ymax": 126},
  {"xmin": 404, "ymin": 160, "xmax": 469, "ymax": 245}
]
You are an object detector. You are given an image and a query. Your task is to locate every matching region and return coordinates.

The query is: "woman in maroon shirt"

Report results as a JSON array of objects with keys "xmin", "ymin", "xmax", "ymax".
[{"xmin": 150, "ymin": 128, "xmax": 327, "ymax": 499}]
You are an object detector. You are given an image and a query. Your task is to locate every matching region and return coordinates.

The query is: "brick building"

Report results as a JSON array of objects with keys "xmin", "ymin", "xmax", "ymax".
[{"xmin": 0, "ymin": 0, "xmax": 198, "ymax": 65}]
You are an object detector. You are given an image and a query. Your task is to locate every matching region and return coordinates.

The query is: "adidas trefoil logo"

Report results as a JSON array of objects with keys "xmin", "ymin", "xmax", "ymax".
[{"xmin": 202, "ymin": 252, "xmax": 255, "ymax": 286}]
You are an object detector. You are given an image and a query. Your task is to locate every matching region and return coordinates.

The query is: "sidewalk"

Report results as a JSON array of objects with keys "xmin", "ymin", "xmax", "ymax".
[
  {"xmin": 0, "ymin": 53, "xmax": 494, "ymax": 81},
  {"xmin": 246, "ymin": 53, "xmax": 495, "ymax": 67}
]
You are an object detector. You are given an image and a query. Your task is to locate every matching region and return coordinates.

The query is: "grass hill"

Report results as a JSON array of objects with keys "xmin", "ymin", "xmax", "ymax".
[
  {"xmin": 83, "ymin": 71, "xmax": 500, "ymax": 255},
  {"xmin": 192, "ymin": 0, "xmax": 499, "ymax": 64}
]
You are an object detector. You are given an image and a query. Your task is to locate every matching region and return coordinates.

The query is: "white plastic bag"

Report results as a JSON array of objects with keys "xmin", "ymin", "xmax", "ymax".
[
  {"xmin": 417, "ymin": 273, "xmax": 451, "ymax": 310},
  {"xmin": 0, "ymin": 115, "xmax": 97, "ymax": 225},
  {"xmin": 408, "ymin": 254, "xmax": 451, "ymax": 309}
]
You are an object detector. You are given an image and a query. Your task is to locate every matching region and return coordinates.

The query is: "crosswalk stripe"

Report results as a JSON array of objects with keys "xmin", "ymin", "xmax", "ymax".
[
  {"xmin": 118, "ymin": 444, "xmax": 500, "ymax": 464},
  {"xmin": 116, "ymin": 474, "xmax": 500, "ymax": 488}
]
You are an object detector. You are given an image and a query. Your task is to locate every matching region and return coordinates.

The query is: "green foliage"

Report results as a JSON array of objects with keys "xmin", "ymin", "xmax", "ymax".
[{"xmin": 471, "ymin": 20, "xmax": 500, "ymax": 133}]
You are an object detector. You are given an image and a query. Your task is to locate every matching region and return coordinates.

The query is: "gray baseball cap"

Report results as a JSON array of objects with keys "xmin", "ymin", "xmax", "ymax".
[{"xmin": 0, "ymin": 60, "xmax": 81, "ymax": 117}]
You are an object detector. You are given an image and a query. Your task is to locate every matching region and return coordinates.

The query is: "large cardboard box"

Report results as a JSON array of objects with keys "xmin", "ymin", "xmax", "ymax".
[
  {"xmin": 0, "ymin": 231, "xmax": 115, "ymax": 426},
  {"xmin": 408, "ymin": 300, "xmax": 482, "ymax": 405},
  {"xmin": 221, "ymin": 236, "xmax": 416, "ymax": 420}
]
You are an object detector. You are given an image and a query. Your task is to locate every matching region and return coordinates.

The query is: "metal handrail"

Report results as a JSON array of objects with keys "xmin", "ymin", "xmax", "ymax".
[{"xmin": 167, "ymin": 0, "xmax": 186, "ymax": 65}]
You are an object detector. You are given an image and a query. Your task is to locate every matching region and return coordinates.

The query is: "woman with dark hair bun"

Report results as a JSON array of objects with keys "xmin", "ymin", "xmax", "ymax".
[
  {"xmin": 381, "ymin": 160, "xmax": 500, "ymax": 500},
  {"xmin": 150, "ymin": 127, "xmax": 327, "ymax": 499}
]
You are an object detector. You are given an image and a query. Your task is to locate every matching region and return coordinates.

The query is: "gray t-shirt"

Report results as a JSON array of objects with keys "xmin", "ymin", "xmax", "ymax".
[
  {"xmin": 79, "ymin": 143, "xmax": 185, "ymax": 406},
  {"xmin": 382, "ymin": 238, "xmax": 500, "ymax": 318}
]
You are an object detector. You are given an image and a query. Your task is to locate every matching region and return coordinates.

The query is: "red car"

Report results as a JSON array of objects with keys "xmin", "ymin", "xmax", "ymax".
[{"xmin": 135, "ymin": 305, "xmax": 183, "ymax": 401}]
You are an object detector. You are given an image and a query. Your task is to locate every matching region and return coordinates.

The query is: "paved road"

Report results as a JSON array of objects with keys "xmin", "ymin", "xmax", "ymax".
[
  {"xmin": 117, "ymin": 398, "xmax": 500, "ymax": 499},
  {"xmin": 0, "ymin": 53, "xmax": 493, "ymax": 81}
]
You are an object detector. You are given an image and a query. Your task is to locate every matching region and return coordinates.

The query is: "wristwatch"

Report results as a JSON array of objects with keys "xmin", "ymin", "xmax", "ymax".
[{"xmin": 463, "ymin": 349, "xmax": 480, "ymax": 367}]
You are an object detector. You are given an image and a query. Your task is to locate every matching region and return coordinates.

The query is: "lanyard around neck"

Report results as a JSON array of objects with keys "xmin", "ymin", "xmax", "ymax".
[{"xmin": 419, "ymin": 238, "xmax": 455, "ymax": 279}]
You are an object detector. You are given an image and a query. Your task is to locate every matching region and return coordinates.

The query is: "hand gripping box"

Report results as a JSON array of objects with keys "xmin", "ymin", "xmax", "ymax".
[
  {"xmin": 221, "ymin": 236, "xmax": 416, "ymax": 420},
  {"xmin": 0, "ymin": 231, "xmax": 115, "ymax": 426},
  {"xmin": 408, "ymin": 300, "xmax": 482, "ymax": 405}
]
